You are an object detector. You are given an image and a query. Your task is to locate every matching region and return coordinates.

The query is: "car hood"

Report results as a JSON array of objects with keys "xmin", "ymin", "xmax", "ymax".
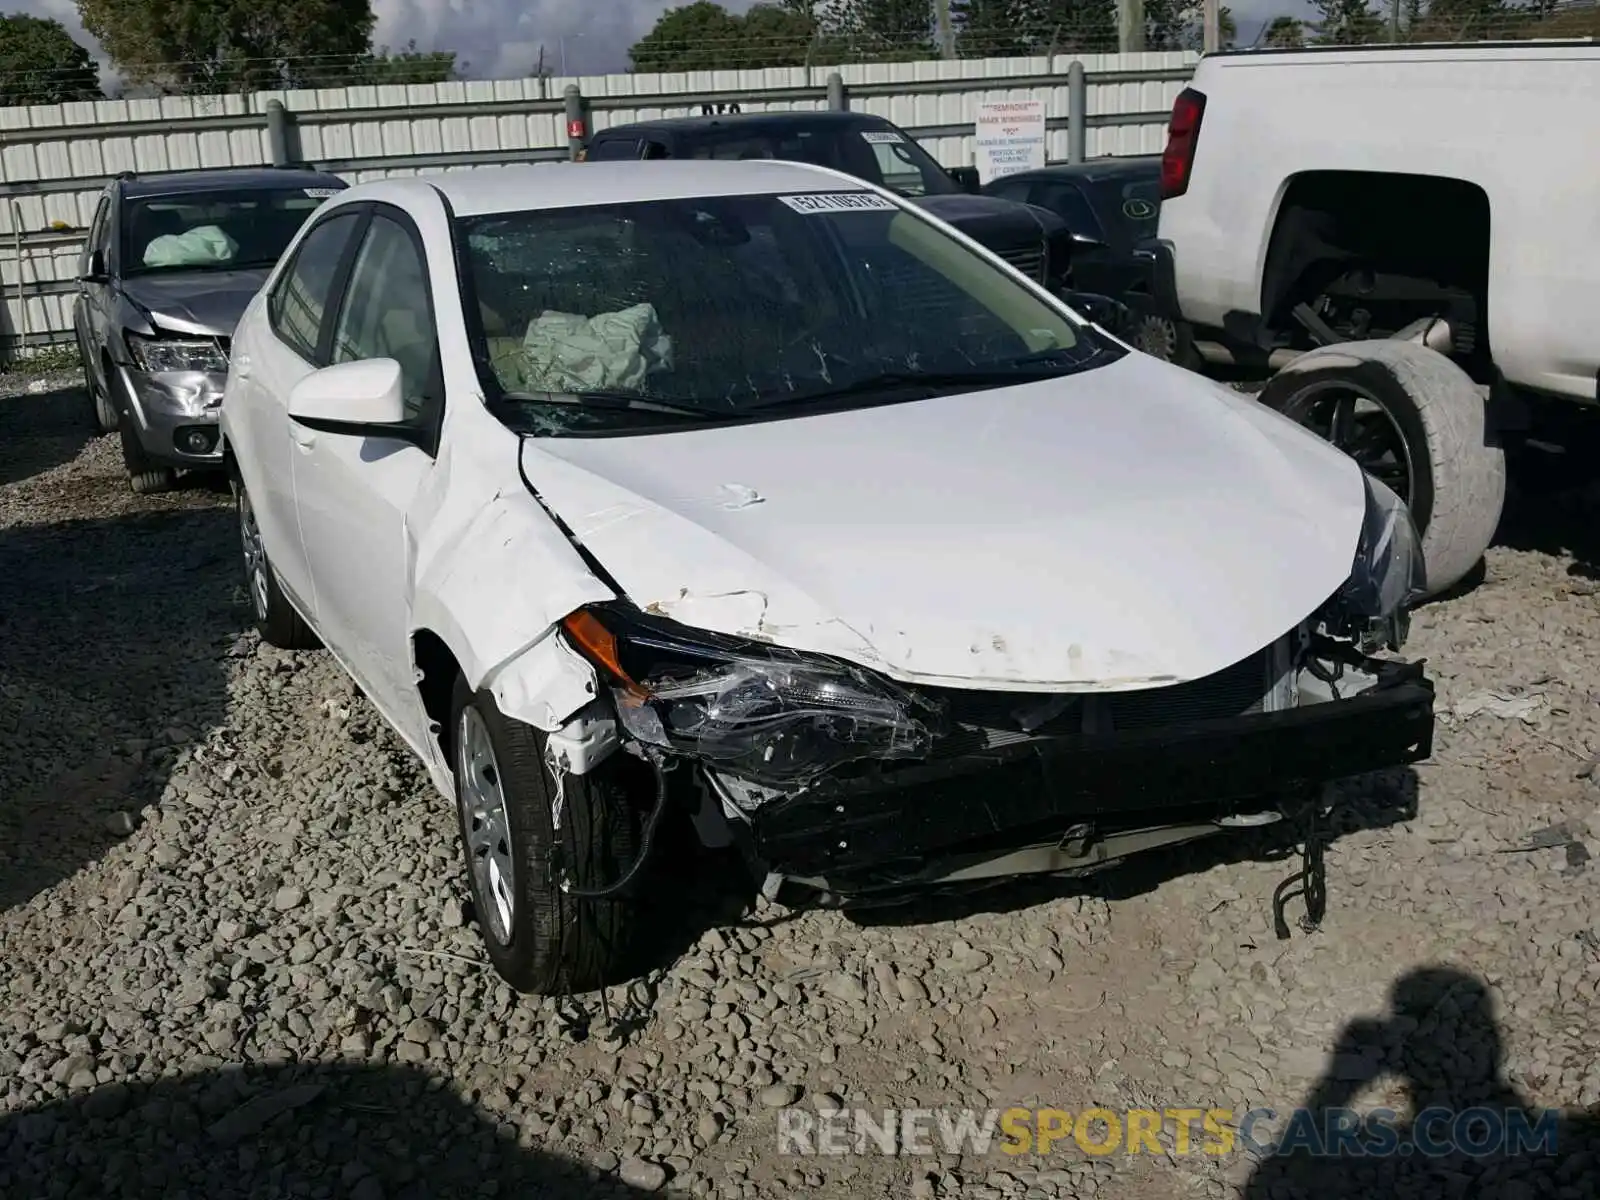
[
  {"xmin": 911, "ymin": 193, "xmax": 1056, "ymax": 246},
  {"xmin": 119, "ymin": 268, "xmax": 271, "ymax": 338},
  {"xmin": 520, "ymin": 353, "xmax": 1368, "ymax": 691}
]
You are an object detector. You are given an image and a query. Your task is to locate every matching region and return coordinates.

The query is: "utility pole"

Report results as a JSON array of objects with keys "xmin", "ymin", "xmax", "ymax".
[
  {"xmin": 1202, "ymin": 0, "xmax": 1220, "ymax": 53},
  {"xmin": 1118, "ymin": 0, "xmax": 1147, "ymax": 53},
  {"xmin": 1390, "ymin": 0, "xmax": 1402, "ymax": 41},
  {"xmin": 935, "ymin": 0, "xmax": 957, "ymax": 60}
]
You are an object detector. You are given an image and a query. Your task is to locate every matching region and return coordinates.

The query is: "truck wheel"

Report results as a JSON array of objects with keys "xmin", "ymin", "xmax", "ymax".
[
  {"xmin": 450, "ymin": 676, "xmax": 649, "ymax": 995},
  {"xmin": 1131, "ymin": 311, "xmax": 1200, "ymax": 371},
  {"xmin": 1256, "ymin": 339, "xmax": 1505, "ymax": 597}
]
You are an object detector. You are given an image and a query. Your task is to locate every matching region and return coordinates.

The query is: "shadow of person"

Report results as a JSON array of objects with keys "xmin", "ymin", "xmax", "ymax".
[
  {"xmin": 1241, "ymin": 966, "xmax": 1600, "ymax": 1199},
  {"xmin": 0, "ymin": 1060, "xmax": 675, "ymax": 1198}
]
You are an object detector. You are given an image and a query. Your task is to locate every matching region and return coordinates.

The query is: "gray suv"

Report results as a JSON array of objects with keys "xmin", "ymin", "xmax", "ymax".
[{"xmin": 73, "ymin": 166, "xmax": 348, "ymax": 493}]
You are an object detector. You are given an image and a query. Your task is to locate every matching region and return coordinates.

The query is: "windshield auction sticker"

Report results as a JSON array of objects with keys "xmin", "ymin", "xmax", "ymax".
[
  {"xmin": 860, "ymin": 130, "xmax": 905, "ymax": 144},
  {"xmin": 779, "ymin": 192, "xmax": 898, "ymax": 214}
]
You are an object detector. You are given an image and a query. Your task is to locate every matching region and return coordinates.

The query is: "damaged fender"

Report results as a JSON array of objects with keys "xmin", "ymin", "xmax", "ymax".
[{"xmin": 405, "ymin": 427, "xmax": 618, "ymax": 774}]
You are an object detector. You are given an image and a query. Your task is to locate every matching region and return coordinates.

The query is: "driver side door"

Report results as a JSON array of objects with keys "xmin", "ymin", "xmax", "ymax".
[{"xmin": 290, "ymin": 206, "xmax": 445, "ymax": 739}]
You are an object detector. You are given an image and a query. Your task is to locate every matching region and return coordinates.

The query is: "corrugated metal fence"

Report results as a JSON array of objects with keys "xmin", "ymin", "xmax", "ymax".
[{"xmin": 0, "ymin": 50, "xmax": 1197, "ymax": 354}]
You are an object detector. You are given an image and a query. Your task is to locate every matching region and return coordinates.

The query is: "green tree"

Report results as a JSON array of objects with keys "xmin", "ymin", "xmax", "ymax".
[
  {"xmin": 356, "ymin": 39, "xmax": 459, "ymax": 85},
  {"xmin": 629, "ymin": 1, "xmax": 823, "ymax": 71},
  {"xmin": 835, "ymin": 0, "xmax": 937, "ymax": 59},
  {"xmin": 952, "ymin": 0, "xmax": 1035, "ymax": 57},
  {"xmin": 1263, "ymin": 14, "xmax": 1307, "ymax": 44},
  {"xmin": 953, "ymin": 0, "xmax": 1115, "ymax": 55},
  {"xmin": 1027, "ymin": 0, "xmax": 1118, "ymax": 52},
  {"xmin": 76, "ymin": 0, "xmax": 377, "ymax": 93},
  {"xmin": 1409, "ymin": 0, "xmax": 1530, "ymax": 40},
  {"xmin": 1308, "ymin": 0, "xmax": 1385, "ymax": 43},
  {"xmin": 0, "ymin": 13, "xmax": 102, "ymax": 106}
]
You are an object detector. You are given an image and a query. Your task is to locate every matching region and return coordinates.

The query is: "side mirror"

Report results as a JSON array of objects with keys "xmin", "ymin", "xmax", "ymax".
[
  {"xmin": 79, "ymin": 248, "xmax": 107, "ymax": 283},
  {"xmin": 1061, "ymin": 290, "xmax": 1132, "ymax": 335},
  {"xmin": 288, "ymin": 359, "xmax": 418, "ymax": 442},
  {"xmin": 946, "ymin": 166, "xmax": 981, "ymax": 194}
]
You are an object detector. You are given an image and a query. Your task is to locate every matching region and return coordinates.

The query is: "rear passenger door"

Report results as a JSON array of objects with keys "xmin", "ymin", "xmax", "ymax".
[{"xmin": 233, "ymin": 205, "xmax": 368, "ymax": 617}]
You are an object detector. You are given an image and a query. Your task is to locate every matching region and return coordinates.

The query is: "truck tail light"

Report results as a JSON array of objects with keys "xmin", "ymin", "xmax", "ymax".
[{"xmin": 1160, "ymin": 87, "xmax": 1206, "ymax": 200}]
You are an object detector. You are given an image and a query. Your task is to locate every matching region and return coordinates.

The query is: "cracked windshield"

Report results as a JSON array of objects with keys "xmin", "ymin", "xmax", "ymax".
[{"xmin": 459, "ymin": 191, "xmax": 1105, "ymax": 432}]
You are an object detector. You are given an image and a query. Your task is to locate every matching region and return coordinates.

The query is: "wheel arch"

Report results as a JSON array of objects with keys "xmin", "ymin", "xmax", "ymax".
[
  {"xmin": 411, "ymin": 628, "xmax": 465, "ymax": 765},
  {"xmin": 1260, "ymin": 169, "xmax": 1491, "ymax": 356},
  {"xmin": 409, "ymin": 619, "xmax": 606, "ymax": 769}
]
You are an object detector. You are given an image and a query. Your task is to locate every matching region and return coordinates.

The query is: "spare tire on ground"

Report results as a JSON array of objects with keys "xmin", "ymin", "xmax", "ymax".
[{"xmin": 1254, "ymin": 339, "xmax": 1505, "ymax": 598}]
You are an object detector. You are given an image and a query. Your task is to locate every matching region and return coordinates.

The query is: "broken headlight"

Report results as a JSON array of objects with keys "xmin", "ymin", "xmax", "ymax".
[
  {"xmin": 1322, "ymin": 472, "xmax": 1426, "ymax": 653},
  {"xmin": 128, "ymin": 334, "xmax": 228, "ymax": 375},
  {"xmin": 561, "ymin": 607, "xmax": 939, "ymax": 785}
]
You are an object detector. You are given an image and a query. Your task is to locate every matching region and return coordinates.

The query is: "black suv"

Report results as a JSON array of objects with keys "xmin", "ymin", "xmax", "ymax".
[
  {"xmin": 584, "ymin": 111, "xmax": 1079, "ymax": 297},
  {"xmin": 73, "ymin": 166, "xmax": 348, "ymax": 493}
]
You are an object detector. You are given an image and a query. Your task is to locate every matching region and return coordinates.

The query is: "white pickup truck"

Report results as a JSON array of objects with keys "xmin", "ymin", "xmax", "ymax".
[{"xmin": 1153, "ymin": 40, "xmax": 1600, "ymax": 595}]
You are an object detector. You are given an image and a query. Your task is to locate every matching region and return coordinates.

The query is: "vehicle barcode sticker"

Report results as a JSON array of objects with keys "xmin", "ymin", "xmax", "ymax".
[
  {"xmin": 778, "ymin": 192, "xmax": 897, "ymax": 215},
  {"xmin": 860, "ymin": 131, "xmax": 904, "ymax": 144},
  {"xmin": 303, "ymin": 188, "xmax": 340, "ymax": 197}
]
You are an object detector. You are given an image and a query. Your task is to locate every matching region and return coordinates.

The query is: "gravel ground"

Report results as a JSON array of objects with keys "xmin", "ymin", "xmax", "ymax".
[{"xmin": 2, "ymin": 367, "xmax": 1599, "ymax": 1200}]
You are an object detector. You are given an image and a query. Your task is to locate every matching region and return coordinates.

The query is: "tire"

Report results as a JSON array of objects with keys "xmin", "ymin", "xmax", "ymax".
[
  {"xmin": 1130, "ymin": 310, "xmax": 1200, "ymax": 371},
  {"xmin": 116, "ymin": 397, "xmax": 177, "ymax": 495},
  {"xmin": 234, "ymin": 477, "xmax": 319, "ymax": 650},
  {"xmin": 1257, "ymin": 339, "xmax": 1506, "ymax": 598},
  {"xmin": 450, "ymin": 674, "xmax": 650, "ymax": 995}
]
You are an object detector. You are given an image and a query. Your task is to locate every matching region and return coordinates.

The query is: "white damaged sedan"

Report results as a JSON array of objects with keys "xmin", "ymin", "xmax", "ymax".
[{"xmin": 221, "ymin": 160, "xmax": 1435, "ymax": 994}]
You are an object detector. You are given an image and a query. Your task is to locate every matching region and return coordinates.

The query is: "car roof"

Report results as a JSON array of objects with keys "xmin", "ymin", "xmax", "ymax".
[
  {"xmin": 593, "ymin": 110, "xmax": 894, "ymax": 137},
  {"xmin": 121, "ymin": 167, "xmax": 348, "ymax": 199},
  {"xmin": 376, "ymin": 160, "xmax": 879, "ymax": 218},
  {"xmin": 999, "ymin": 156, "xmax": 1162, "ymax": 186}
]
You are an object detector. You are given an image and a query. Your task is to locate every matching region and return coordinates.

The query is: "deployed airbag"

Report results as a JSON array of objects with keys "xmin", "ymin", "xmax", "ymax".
[
  {"xmin": 142, "ymin": 225, "xmax": 238, "ymax": 268},
  {"xmin": 495, "ymin": 302, "xmax": 674, "ymax": 393}
]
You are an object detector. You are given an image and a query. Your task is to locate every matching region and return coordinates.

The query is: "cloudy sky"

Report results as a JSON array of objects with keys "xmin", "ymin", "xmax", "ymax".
[{"xmin": 18, "ymin": 0, "xmax": 1318, "ymax": 82}]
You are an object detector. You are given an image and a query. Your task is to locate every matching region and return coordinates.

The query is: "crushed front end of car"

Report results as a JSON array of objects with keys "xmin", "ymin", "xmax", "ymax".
[{"xmin": 558, "ymin": 472, "xmax": 1435, "ymax": 937}]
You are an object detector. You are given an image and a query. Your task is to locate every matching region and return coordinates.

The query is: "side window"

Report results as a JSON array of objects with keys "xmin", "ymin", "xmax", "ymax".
[
  {"xmin": 1032, "ymin": 182, "xmax": 1104, "ymax": 242},
  {"xmin": 858, "ymin": 134, "xmax": 945, "ymax": 197},
  {"xmin": 82, "ymin": 195, "xmax": 109, "ymax": 273},
  {"xmin": 328, "ymin": 214, "xmax": 438, "ymax": 424},
  {"xmin": 985, "ymin": 179, "xmax": 1031, "ymax": 204},
  {"xmin": 588, "ymin": 137, "xmax": 642, "ymax": 161},
  {"xmin": 268, "ymin": 211, "xmax": 364, "ymax": 362}
]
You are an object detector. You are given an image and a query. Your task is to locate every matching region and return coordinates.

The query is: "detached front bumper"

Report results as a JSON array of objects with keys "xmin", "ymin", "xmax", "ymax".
[{"xmin": 735, "ymin": 657, "xmax": 1433, "ymax": 889}]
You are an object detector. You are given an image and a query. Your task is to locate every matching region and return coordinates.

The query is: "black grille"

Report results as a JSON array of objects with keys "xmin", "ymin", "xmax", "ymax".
[
  {"xmin": 922, "ymin": 646, "xmax": 1274, "ymax": 759},
  {"xmin": 995, "ymin": 244, "xmax": 1048, "ymax": 283},
  {"xmin": 1109, "ymin": 651, "xmax": 1270, "ymax": 730}
]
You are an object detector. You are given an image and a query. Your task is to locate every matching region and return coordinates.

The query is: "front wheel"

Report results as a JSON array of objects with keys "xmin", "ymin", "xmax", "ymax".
[
  {"xmin": 451, "ymin": 676, "xmax": 650, "ymax": 995},
  {"xmin": 1256, "ymin": 339, "xmax": 1506, "ymax": 598},
  {"xmin": 116, "ymin": 397, "xmax": 176, "ymax": 494}
]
